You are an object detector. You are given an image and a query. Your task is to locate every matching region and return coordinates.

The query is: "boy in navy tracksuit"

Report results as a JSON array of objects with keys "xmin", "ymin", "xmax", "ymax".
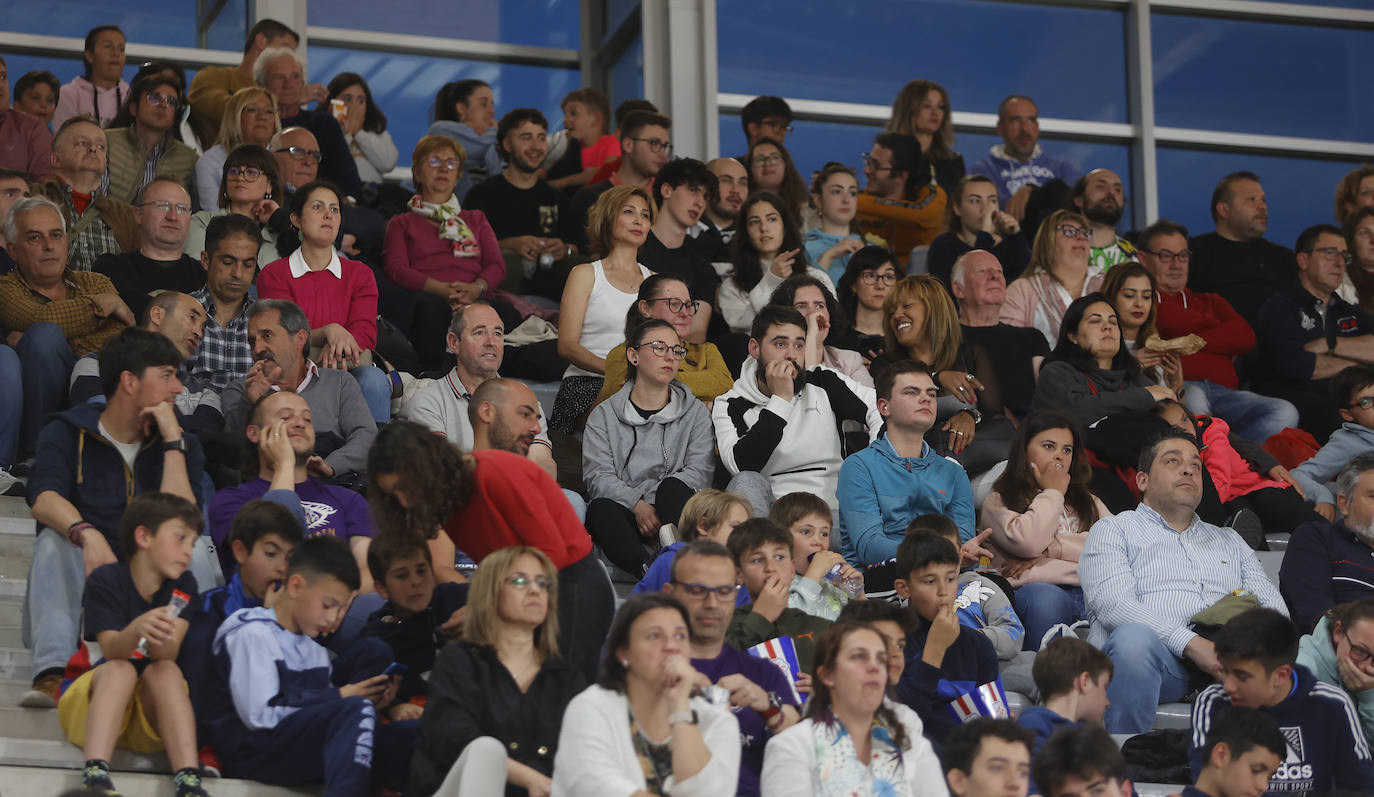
[
  {"xmin": 1018, "ymin": 637, "xmax": 1113, "ymax": 753},
  {"xmin": 1184, "ymin": 707, "xmax": 1285, "ymax": 797},
  {"xmin": 207, "ymin": 535, "xmax": 417, "ymax": 797},
  {"xmin": 1190, "ymin": 608, "xmax": 1374, "ymax": 796},
  {"xmin": 893, "ymin": 532, "xmax": 1001, "ymax": 745},
  {"xmin": 360, "ymin": 531, "xmax": 468, "ymax": 720}
]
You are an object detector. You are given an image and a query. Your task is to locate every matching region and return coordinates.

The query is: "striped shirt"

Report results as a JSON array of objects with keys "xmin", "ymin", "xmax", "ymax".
[{"xmin": 1079, "ymin": 503, "xmax": 1285, "ymax": 657}]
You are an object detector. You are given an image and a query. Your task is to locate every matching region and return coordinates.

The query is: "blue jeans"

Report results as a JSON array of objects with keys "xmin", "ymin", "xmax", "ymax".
[
  {"xmin": 21, "ymin": 527, "xmax": 85, "ymax": 679},
  {"xmin": 1183, "ymin": 380, "xmax": 1298, "ymax": 443},
  {"xmin": 1101, "ymin": 623, "xmax": 1194, "ymax": 733},
  {"xmin": 1013, "ymin": 583, "xmax": 1086, "ymax": 650},
  {"xmin": 0, "ymin": 345, "xmax": 21, "ymax": 467},
  {"xmin": 351, "ymin": 364, "xmax": 391, "ymax": 423},
  {"xmin": 15, "ymin": 323, "xmax": 75, "ymax": 457}
]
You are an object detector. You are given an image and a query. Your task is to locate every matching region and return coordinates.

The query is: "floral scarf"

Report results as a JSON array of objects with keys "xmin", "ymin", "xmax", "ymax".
[
  {"xmin": 811, "ymin": 712, "xmax": 910, "ymax": 797},
  {"xmin": 408, "ymin": 194, "xmax": 479, "ymax": 258}
]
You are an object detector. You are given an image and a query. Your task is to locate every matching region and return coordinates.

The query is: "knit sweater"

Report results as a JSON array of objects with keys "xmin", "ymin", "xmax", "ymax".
[
  {"xmin": 381, "ymin": 209, "xmax": 505, "ymax": 293},
  {"xmin": 257, "ymin": 249, "xmax": 380, "ymax": 350}
]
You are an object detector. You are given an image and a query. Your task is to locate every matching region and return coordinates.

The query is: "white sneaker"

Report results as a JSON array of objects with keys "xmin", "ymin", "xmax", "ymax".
[{"xmin": 0, "ymin": 468, "xmax": 22, "ymax": 497}]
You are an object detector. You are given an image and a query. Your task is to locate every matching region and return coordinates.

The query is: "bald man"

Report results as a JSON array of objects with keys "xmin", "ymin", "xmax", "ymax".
[{"xmin": 469, "ymin": 377, "xmax": 586, "ymax": 520}]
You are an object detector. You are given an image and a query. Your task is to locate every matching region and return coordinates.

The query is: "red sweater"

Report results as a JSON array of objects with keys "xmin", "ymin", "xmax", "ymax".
[
  {"xmin": 443, "ymin": 449, "xmax": 594, "ymax": 570},
  {"xmin": 257, "ymin": 253, "xmax": 379, "ymax": 349},
  {"xmin": 381, "ymin": 210, "xmax": 505, "ymax": 293},
  {"xmin": 1155, "ymin": 289, "xmax": 1255, "ymax": 389}
]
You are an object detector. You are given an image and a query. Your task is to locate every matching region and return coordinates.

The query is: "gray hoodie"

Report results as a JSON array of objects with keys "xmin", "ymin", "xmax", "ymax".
[
  {"xmin": 582, "ymin": 380, "xmax": 715, "ymax": 508},
  {"xmin": 1292, "ymin": 421, "xmax": 1374, "ymax": 505}
]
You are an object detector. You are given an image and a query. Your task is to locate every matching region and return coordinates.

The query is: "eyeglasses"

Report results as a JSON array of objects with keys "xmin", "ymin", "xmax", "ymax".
[
  {"xmin": 859, "ymin": 271, "xmax": 898, "ymax": 286},
  {"xmin": 1144, "ymin": 248, "xmax": 1190, "ymax": 264},
  {"xmin": 634, "ymin": 340, "xmax": 688, "ymax": 360},
  {"xmin": 670, "ymin": 580, "xmax": 739, "ymax": 601},
  {"xmin": 144, "ymin": 92, "xmax": 179, "ymax": 109},
  {"xmin": 1313, "ymin": 245, "xmax": 1354, "ymax": 265},
  {"xmin": 1344, "ymin": 628, "xmax": 1374, "ymax": 664},
  {"xmin": 506, "ymin": 574, "xmax": 554, "ymax": 592},
  {"xmin": 243, "ymin": 105, "xmax": 277, "ymax": 118},
  {"xmin": 275, "ymin": 146, "xmax": 323, "ymax": 164},
  {"xmin": 752, "ymin": 154, "xmax": 782, "ymax": 167},
  {"xmin": 226, "ymin": 166, "xmax": 264, "ymax": 181},
  {"xmin": 1350, "ymin": 397, "xmax": 1374, "ymax": 411},
  {"xmin": 645, "ymin": 297, "xmax": 699, "ymax": 315},
  {"xmin": 861, "ymin": 152, "xmax": 894, "ymax": 173},
  {"xmin": 1057, "ymin": 224, "xmax": 1092, "ymax": 241},
  {"xmin": 425, "ymin": 156, "xmax": 460, "ymax": 171},
  {"xmin": 138, "ymin": 199, "xmax": 191, "ymax": 215},
  {"xmin": 630, "ymin": 137, "xmax": 673, "ymax": 154}
]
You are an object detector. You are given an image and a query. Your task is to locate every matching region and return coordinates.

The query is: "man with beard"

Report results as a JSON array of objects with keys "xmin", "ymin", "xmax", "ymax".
[
  {"xmin": 662, "ymin": 540, "xmax": 801, "ymax": 797},
  {"xmin": 466, "ymin": 375, "xmax": 585, "ymax": 518},
  {"xmin": 688, "ymin": 155, "xmax": 748, "ymax": 266},
  {"xmin": 1281, "ymin": 453, "xmax": 1374, "ymax": 631},
  {"xmin": 222, "ymin": 298, "xmax": 376, "ymax": 478},
  {"xmin": 1188, "ymin": 172, "xmax": 1297, "ymax": 328},
  {"xmin": 640, "ymin": 158, "xmax": 719, "ymax": 343},
  {"xmin": 713, "ymin": 304, "xmax": 881, "ymax": 514},
  {"xmin": 855, "ymin": 132, "xmax": 947, "ymax": 263},
  {"xmin": 1068, "ymin": 169, "xmax": 1137, "ymax": 274}
]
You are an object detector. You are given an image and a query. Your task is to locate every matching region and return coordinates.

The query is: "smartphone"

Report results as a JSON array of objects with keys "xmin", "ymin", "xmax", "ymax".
[{"xmin": 383, "ymin": 662, "xmax": 408, "ymax": 677}]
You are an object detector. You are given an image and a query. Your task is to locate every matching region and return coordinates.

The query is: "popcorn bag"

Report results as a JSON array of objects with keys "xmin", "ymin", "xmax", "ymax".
[
  {"xmin": 946, "ymin": 679, "xmax": 1011, "ymax": 725},
  {"xmin": 747, "ymin": 636, "xmax": 803, "ymax": 703}
]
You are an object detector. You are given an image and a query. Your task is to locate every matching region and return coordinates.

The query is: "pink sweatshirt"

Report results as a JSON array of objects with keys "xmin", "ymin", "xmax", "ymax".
[{"xmin": 981, "ymin": 489, "xmax": 1111, "ymax": 586}]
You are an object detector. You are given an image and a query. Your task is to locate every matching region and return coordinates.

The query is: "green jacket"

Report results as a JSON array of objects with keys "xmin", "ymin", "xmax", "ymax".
[
  {"xmin": 726, "ymin": 603, "xmax": 832, "ymax": 676},
  {"xmin": 104, "ymin": 125, "xmax": 196, "ymax": 204},
  {"xmin": 1297, "ymin": 615, "xmax": 1374, "ymax": 740}
]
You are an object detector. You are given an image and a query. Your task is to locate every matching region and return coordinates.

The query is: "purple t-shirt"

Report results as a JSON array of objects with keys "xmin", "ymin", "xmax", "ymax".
[
  {"xmin": 208, "ymin": 476, "xmax": 376, "ymax": 577},
  {"xmin": 692, "ymin": 644, "xmax": 801, "ymax": 797}
]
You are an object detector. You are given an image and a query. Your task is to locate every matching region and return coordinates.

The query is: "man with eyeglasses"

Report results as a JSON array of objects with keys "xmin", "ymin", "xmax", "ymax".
[
  {"xmin": 969, "ymin": 95, "xmax": 1080, "ymax": 226},
  {"xmin": 856, "ymin": 132, "xmax": 947, "ymax": 264},
  {"xmin": 1188, "ymin": 171, "xmax": 1297, "ymax": 329},
  {"xmin": 1067, "ymin": 169, "xmax": 1137, "ymax": 274},
  {"xmin": 570, "ymin": 109, "xmax": 672, "ymax": 249},
  {"xmin": 103, "ymin": 75, "xmax": 196, "ymax": 204},
  {"xmin": 253, "ymin": 46, "xmax": 361, "ymax": 200},
  {"xmin": 738, "ymin": 95, "xmax": 793, "ymax": 152},
  {"xmin": 713, "ymin": 304, "xmax": 881, "ymax": 514},
  {"xmin": 91, "ymin": 177, "xmax": 204, "ymax": 320},
  {"xmin": 1246, "ymin": 224, "xmax": 1374, "ymax": 442},
  {"xmin": 269, "ymin": 127, "xmax": 384, "ymax": 264},
  {"xmin": 952, "ymin": 250, "xmax": 1048, "ymax": 420},
  {"xmin": 1283, "ymin": 454, "xmax": 1374, "ymax": 632},
  {"xmin": 662, "ymin": 539, "xmax": 801, "ymax": 797},
  {"xmin": 1141, "ymin": 219, "xmax": 1298, "ymax": 445},
  {"xmin": 31, "ymin": 116, "xmax": 139, "ymax": 271},
  {"xmin": 640, "ymin": 158, "xmax": 720, "ymax": 343}
]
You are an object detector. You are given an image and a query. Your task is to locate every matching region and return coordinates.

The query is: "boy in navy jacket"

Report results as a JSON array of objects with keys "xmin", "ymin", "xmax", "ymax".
[
  {"xmin": 1184, "ymin": 707, "xmax": 1285, "ymax": 797},
  {"xmin": 1190, "ymin": 608, "xmax": 1374, "ymax": 796},
  {"xmin": 893, "ymin": 531, "xmax": 1001, "ymax": 744},
  {"xmin": 1018, "ymin": 637, "xmax": 1113, "ymax": 753}
]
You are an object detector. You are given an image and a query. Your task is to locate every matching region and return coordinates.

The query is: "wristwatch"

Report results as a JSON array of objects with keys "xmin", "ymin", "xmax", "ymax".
[
  {"xmin": 760, "ymin": 691, "xmax": 784, "ymax": 724},
  {"xmin": 667, "ymin": 709, "xmax": 698, "ymax": 727},
  {"xmin": 961, "ymin": 407, "xmax": 982, "ymax": 424},
  {"xmin": 162, "ymin": 438, "xmax": 188, "ymax": 454}
]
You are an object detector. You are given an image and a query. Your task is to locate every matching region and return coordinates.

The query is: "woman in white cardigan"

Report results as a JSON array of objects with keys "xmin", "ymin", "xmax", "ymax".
[
  {"xmin": 761, "ymin": 621, "xmax": 948, "ymax": 797},
  {"xmin": 552, "ymin": 593, "xmax": 740, "ymax": 797}
]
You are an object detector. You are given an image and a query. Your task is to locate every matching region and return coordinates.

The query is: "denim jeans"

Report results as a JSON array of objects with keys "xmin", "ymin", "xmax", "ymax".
[
  {"xmin": 1013, "ymin": 583, "xmax": 1087, "ymax": 650},
  {"xmin": 21, "ymin": 527, "xmax": 85, "ymax": 679},
  {"xmin": 350, "ymin": 364, "xmax": 391, "ymax": 424},
  {"xmin": 1100, "ymin": 622, "xmax": 1195, "ymax": 733},
  {"xmin": 0, "ymin": 345, "xmax": 21, "ymax": 467},
  {"xmin": 15, "ymin": 323, "xmax": 76, "ymax": 457},
  {"xmin": 1183, "ymin": 380, "xmax": 1299, "ymax": 443}
]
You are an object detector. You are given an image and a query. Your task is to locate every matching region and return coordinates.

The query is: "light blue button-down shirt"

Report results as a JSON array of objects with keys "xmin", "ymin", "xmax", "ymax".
[{"xmin": 1079, "ymin": 503, "xmax": 1286, "ymax": 657}]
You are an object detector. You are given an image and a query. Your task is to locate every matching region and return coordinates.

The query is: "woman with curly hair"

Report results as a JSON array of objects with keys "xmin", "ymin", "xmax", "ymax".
[{"xmin": 367, "ymin": 421, "xmax": 615, "ymax": 681}]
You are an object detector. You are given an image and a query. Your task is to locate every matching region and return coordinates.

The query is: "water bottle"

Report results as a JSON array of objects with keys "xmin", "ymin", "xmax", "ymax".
[
  {"xmin": 824, "ymin": 563, "xmax": 864, "ymax": 598},
  {"xmin": 131, "ymin": 589, "xmax": 191, "ymax": 660}
]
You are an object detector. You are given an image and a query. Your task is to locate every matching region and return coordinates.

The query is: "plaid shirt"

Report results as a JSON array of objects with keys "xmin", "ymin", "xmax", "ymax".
[
  {"xmin": 0, "ymin": 268, "xmax": 126, "ymax": 355},
  {"xmin": 50, "ymin": 182, "xmax": 123, "ymax": 272},
  {"xmin": 186, "ymin": 287, "xmax": 255, "ymax": 391}
]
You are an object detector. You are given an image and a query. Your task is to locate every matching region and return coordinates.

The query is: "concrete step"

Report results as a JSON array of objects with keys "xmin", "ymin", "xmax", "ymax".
[
  {"xmin": 0, "ymin": 764, "xmax": 320, "ymax": 795},
  {"xmin": 0, "ymin": 646, "xmax": 31, "ymax": 683},
  {"xmin": 0, "ymin": 706, "xmax": 66, "ymax": 743},
  {"xmin": 0, "ymin": 495, "xmax": 32, "ymax": 538},
  {"xmin": 0, "ymin": 678, "xmax": 32, "ymax": 704}
]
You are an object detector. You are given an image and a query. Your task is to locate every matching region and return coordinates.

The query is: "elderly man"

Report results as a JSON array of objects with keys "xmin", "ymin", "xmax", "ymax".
[
  {"xmin": 222, "ymin": 298, "xmax": 376, "ymax": 478},
  {"xmin": 30, "ymin": 116, "xmax": 138, "ymax": 270},
  {"xmin": 952, "ymin": 250, "xmax": 1048, "ymax": 419},
  {"xmin": 270, "ymin": 126, "xmax": 383, "ymax": 264},
  {"xmin": 92, "ymin": 177, "xmax": 204, "ymax": 319},
  {"xmin": 0, "ymin": 195, "xmax": 129, "ymax": 459},
  {"xmin": 254, "ymin": 47, "xmax": 361, "ymax": 198},
  {"xmin": 1281, "ymin": 454, "xmax": 1374, "ymax": 631},
  {"xmin": 187, "ymin": 18, "xmax": 298, "ymax": 147},
  {"xmin": 1079, "ymin": 429, "xmax": 1287, "ymax": 734}
]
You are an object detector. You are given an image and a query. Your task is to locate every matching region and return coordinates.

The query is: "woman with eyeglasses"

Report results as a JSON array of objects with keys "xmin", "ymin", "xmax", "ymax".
[
  {"xmin": 1297, "ymin": 598, "xmax": 1374, "ymax": 743},
  {"xmin": 326, "ymin": 72, "xmax": 398, "ymax": 186},
  {"xmin": 258, "ymin": 179, "xmax": 391, "ymax": 423},
  {"xmin": 53, "ymin": 24, "xmax": 128, "ymax": 130},
  {"xmin": 1001, "ymin": 209, "xmax": 1105, "ymax": 347},
  {"xmin": 597, "ymin": 273, "xmax": 733, "ymax": 405},
  {"xmin": 768, "ymin": 273, "xmax": 873, "ymax": 386},
  {"xmin": 368, "ymin": 421, "xmax": 616, "ymax": 683},
  {"xmin": 804, "ymin": 163, "xmax": 866, "ymax": 286},
  {"xmin": 583, "ymin": 318, "xmax": 716, "ymax": 577},
  {"xmin": 746, "ymin": 138, "xmax": 810, "ymax": 226},
  {"xmin": 719, "ymin": 191, "xmax": 834, "ymax": 334},
  {"xmin": 926, "ymin": 174, "xmax": 1030, "ymax": 287},
  {"xmin": 885, "ymin": 78, "xmax": 965, "ymax": 192},
  {"xmin": 184, "ymin": 144, "xmax": 286, "ymax": 267},
  {"xmin": 411, "ymin": 545, "xmax": 586, "ymax": 797},
  {"xmin": 103, "ymin": 74, "xmax": 197, "ymax": 203},
  {"xmin": 382, "ymin": 133, "xmax": 516, "ymax": 370},
  {"xmin": 194, "ymin": 87, "xmax": 281, "ymax": 211},
  {"xmin": 831, "ymin": 246, "xmax": 898, "ymax": 365},
  {"xmin": 553, "ymin": 593, "xmax": 741, "ymax": 797}
]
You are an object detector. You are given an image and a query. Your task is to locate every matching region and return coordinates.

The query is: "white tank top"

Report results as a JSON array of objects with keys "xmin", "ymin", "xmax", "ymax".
[{"xmin": 564, "ymin": 259, "xmax": 651, "ymax": 378}]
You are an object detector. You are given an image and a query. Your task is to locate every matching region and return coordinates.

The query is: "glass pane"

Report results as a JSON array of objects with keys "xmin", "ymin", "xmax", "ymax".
[
  {"xmin": 0, "ymin": 0, "xmax": 203, "ymax": 45},
  {"xmin": 306, "ymin": 46, "xmax": 578, "ymax": 169},
  {"xmin": 309, "ymin": 0, "xmax": 579, "ymax": 49},
  {"xmin": 2, "ymin": 52, "xmax": 203, "ymax": 125},
  {"xmin": 609, "ymin": 37, "xmax": 643, "ymax": 112},
  {"xmin": 719, "ymin": 117, "xmax": 1135, "ymax": 226},
  {"xmin": 1155, "ymin": 147, "xmax": 1365, "ymax": 253},
  {"xmin": 1152, "ymin": 13, "xmax": 1374, "ymax": 140},
  {"xmin": 717, "ymin": 0, "xmax": 1128, "ymax": 123}
]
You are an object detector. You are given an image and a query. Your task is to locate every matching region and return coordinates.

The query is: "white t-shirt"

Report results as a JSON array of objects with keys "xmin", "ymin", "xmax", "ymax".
[{"xmin": 98, "ymin": 421, "xmax": 142, "ymax": 474}]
